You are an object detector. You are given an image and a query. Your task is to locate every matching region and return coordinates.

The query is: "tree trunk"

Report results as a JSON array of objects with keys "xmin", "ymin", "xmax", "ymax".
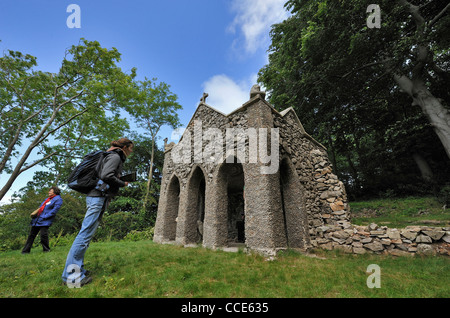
[
  {"xmin": 394, "ymin": 74, "xmax": 450, "ymax": 160},
  {"xmin": 412, "ymin": 153, "xmax": 433, "ymax": 182},
  {"xmin": 0, "ymin": 142, "xmax": 38, "ymax": 201},
  {"xmin": 143, "ymin": 137, "xmax": 155, "ymax": 211}
]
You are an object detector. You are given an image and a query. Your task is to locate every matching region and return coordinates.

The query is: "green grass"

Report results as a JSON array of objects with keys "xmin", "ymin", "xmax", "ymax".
[
  {"xmin": 349, "ymin": 196, "xmax": 450, "ymax": 228},
  {"xmin": 0, "ymin": 240, "xmax": 448, "ymax": 298},
  {"xmin": 1, "ymin": 196, "xmax": 449, "ymax": 298}
]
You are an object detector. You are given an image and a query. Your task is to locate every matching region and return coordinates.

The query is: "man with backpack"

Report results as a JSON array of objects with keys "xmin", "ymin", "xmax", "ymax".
[{"xmin": 62, "ymin": 138, "xmax": 134, "ymax": 288}]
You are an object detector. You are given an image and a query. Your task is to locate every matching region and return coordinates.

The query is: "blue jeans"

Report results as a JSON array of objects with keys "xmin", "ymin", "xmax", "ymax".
[{"xmin": 61, "ymin": 196, "xmax": 107, "ymax": 285}]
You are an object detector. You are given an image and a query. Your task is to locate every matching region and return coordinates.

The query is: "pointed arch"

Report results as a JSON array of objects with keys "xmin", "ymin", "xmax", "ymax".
[
  {"xmin": 214, "ymin": 156, "xmax": 246, "ymax": 246},
  {"xmin": 179, "ymin": 165, "xmax": 207, "ymax": 244},
  {"xmin": 162, "ymin": 174, "xmax": 180, "ymax": 241},
  {"xmin": 279, "ymin": 156, "xmax": 310, "ymax": 249}
]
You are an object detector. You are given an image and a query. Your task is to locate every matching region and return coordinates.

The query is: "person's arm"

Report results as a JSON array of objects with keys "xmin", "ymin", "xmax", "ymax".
[
  {"xmin": 100, "ymin": 154, "xmax": 126, "ymax": 188},
  {"xmin": 40, "ymin": 197, "xmax": 63, "ymax": 220},
  {"xmin": 30, "ymin": 208, "xmax": 40, "ymax": 217}
]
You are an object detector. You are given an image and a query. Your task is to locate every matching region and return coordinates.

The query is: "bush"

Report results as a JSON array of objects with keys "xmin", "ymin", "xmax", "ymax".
[
  {"xmin": 123, "ymin": 227, "xmax": 154, "ymax": 242},
  {"xmin": 438, "ymin": 184, "xmax": 450, "ymax": 207},
  {"xmin": 95, "ymin": 212, "xmax": 139, "ymax": 241}
]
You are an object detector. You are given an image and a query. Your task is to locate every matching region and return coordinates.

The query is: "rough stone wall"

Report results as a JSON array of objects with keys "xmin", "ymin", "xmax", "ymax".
[
  {"xmin": 273, "ymin": 109, "xmax": 351, "ymax": 248},
  {"xmin": 324, "ymin": 223, "xmax": 450, "ymax": 256}
]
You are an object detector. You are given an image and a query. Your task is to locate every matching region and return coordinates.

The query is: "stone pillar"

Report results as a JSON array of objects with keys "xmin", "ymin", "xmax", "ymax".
[
  {"xmin": 244, "ymin": 96, "xmax": 287, "ymax": 253},
  {"xmin": 175, "ymin": 183, "xmax": 191, "ymax": 245},
  {"xmin": 175, "ymin": 167, "xmax": 206, "ymax": 245},
  {"xmin": 154, "ymin": 151, "xmax": 178, "ymax": 243},
  {"xmin": 202, "ymin": 173, "xmax": 228, "ymax": 249}
]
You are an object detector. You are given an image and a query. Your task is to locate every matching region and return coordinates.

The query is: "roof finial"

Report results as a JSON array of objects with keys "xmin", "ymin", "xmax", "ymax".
[
  {"xmin": 200, "ymin": 92, "xmax": 209, "ymax": 104},
  {"xmin": 250, "ymin": 84, "xmax": 266, "ymax": 99}
]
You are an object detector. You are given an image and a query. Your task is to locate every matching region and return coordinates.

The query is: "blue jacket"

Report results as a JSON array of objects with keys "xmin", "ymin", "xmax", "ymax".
[{"xmin": 30, "ymin": 195, "xmax": 63, "ymax": 227}]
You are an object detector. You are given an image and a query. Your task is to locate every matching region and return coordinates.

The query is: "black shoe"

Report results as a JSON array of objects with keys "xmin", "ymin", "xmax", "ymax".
[
  {"xmin": 62, "ymin": 276, "xmax": 93, "ymax": 287},
  {"xmin": 80, "ymin": 276, "xmax": 93, "ymax": 286}
]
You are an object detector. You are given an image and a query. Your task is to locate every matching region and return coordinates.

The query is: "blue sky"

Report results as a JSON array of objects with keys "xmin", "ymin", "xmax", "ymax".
[{"xmin": 0, "ymin": 0, "xmax": 290, "ymax": 202}]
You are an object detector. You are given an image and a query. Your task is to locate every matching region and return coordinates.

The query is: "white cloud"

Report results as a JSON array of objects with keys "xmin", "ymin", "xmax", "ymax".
[
  {"xmin": 202, "ymin": 74, "xmax": 257, "ymax": 115},
  {"xmin": 228, "ymin": 0, "xmax": 290, "ymax": 55}
]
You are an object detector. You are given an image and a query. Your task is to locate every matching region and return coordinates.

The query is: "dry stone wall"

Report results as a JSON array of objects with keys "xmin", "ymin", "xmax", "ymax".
[{"xmin": 321, "ymin": 223, "xmax": 450, "ymax": 256}]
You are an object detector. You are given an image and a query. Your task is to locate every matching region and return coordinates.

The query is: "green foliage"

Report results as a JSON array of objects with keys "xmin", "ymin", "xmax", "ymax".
[
  {"xmin": 123, "ymin": 227, "xmax": 154, "ymax": 242},
  {"xmin": 0, "ymin": 38, "xmax": 137, "ymax": 200},
  {"xmin": 438, "ymin": 184, "xmax": 450, "ymax": 206},
  {"xmin": 0, "ymin": 188, "xmax": 86, "ymax": 251},
  {"xmin": 95, "ymin": 212, "xmax": 136, "ymax": 241},
  {"xmin": 0, "ymin": 39, "xmax": 176, "ymax": 252},
  {"xmin": 259, "ymin": 0, "xmax": 450, "ymax": 199},
  {"xmin": 128, "ymin": 78, "xmax": 182, "ymax": 134},
  {"xmin": 126, "ymin": 77, "xmax": 182, "ymax": 210}
]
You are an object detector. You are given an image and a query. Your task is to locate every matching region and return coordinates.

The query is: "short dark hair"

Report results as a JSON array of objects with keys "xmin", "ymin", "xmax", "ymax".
[{"xmin": 50, "ymin": 186, "xmax": 61, "ymax": 195}]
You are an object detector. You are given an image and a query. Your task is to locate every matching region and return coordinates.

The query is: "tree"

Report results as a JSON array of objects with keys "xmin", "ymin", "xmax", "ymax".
[
  {"xmin": 391, "ymin": 0, "xmax": 450, "ymax": 159},
  {"xmin": 0, "ymin": 39, "xmax": 137, "ymax": 201},
  {"xmin": 259, "ymin": 0, "xmax": 450, "ymax": 197},
  {"xmin": 126, "ymin": 78, "xmax": 182, "ymax": 210}
]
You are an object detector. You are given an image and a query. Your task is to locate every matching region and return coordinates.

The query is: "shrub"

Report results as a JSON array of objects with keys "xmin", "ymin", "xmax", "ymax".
[{"xmin": 123, "ymin": 227, "xmax": 154, "ymax": 242}]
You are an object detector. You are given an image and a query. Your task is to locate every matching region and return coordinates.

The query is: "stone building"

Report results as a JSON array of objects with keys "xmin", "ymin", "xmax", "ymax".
[
  {"xmin": 153, "ymin": 85, "xmax": 351, "ymax": 255},
  {"xmin": 154, "ymin": 85, "xmax": 450, "ymax": 256}
]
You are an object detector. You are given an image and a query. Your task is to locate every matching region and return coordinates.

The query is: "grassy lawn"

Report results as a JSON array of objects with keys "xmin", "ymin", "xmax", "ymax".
[
  {"xmin": 0, "ymin": 240, "xmax": 448, "ymax": 298},
  {"xmin": 349, "ymin": 196, "xmax": 450, "ymax": 228}
]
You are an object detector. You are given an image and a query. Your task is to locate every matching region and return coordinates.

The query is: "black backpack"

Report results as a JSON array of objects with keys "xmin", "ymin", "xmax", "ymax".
[{"xmin": 67, "ymin": 150, "xmax": 108, "ymax": 194}]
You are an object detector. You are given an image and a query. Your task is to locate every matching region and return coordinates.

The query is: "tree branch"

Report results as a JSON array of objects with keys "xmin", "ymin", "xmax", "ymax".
[
  {"xmin": 339, "ymin": 60, "xmax": 391, "ymax": 79},
  {"xmin": 398, "ymin": 0, "xmax": 426, "ymax": 32},
  {"xmin": 19, "ymin": 151, "xmax": 59, "ymax": 174},
  {"xmin": 35, "ymin": 105, "xmax": 88, "ymax": 146},
  {"xmin": 428, "ymin": 2, "xmax": 450, "ymax": 28}
]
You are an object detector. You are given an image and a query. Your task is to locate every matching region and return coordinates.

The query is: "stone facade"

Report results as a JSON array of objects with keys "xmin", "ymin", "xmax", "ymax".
[{"xmin": 153, "ymin": 85, "xmax": 449, "ymax": 257}]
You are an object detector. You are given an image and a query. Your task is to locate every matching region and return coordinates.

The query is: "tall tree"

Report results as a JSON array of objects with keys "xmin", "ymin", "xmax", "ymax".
[
  {"xmin": 0, "ymin": 39, "xmax": 137, "ymax": 201},
  {"xmin": 126, "ymin": 78, "xmax": 182, "ymax": 210},
  {"xmin": 259, "ymin": 0, "xmax": 450, "ymax": 196}
]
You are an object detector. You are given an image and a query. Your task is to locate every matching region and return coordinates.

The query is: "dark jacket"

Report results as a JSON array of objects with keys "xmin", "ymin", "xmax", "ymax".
[
  {"xmin": 30, "ymin": 195, "xmax": 63, "ymax": 227},
  {"xmin": 87, "ymin": 148, "xmax": 127, "ymax": 197}
]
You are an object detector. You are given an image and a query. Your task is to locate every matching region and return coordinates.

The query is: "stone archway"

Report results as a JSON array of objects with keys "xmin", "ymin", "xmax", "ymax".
[
  {"xmin": 226, "ymin": 163, "xmax": 245, "ymax": 244},
  {"xmin": 162, "ymin": 175, "xmax": 180, "ymax": 241},
  {"xmin": 279, "ymin": 157, "xmax": 310, "ymax": 249},
  {"xmin": 204, "ymin": 157, "xmax": 245, "ymax": 248},
  {"xmin": 178, "ymin": 166, "xmax": 207, "ymax": 244}
]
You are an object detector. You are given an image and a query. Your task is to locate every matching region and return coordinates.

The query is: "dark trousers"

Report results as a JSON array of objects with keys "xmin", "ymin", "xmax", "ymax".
[{"xmin": 22, "ymin": 226, "xmax": 50, "ymax": 253}]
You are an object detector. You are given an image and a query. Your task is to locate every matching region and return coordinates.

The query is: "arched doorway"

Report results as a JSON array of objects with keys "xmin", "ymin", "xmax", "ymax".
[
  {"xmin": 183, "ymin": 166, "xmax": 206, "ymax": 244},
  {"xmin": 279, "ymin": 157, "xmax": 309, "ymax": 249},
  {"xmin": 216, "ymin": 157, "xmax": 245, "ymax": 246},
  {"xmin": 163, "ymin": 175, "xmax": 180, "ymax": 241}
]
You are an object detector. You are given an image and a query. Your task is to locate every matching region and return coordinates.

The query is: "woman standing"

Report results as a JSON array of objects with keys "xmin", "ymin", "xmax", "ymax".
[
  {"xmin": 61, "ymin": 138, "xmax": 134, "ymax": 287},
  {"xmin": 22, "ymin": 186, "xmax": 63, "ymax": 254}
]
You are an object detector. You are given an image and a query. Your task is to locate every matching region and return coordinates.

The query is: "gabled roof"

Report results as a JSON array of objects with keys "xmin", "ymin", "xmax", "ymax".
[{"xmin": 173, "ymin": 91, "xmax": 326, "ymax": 151}]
